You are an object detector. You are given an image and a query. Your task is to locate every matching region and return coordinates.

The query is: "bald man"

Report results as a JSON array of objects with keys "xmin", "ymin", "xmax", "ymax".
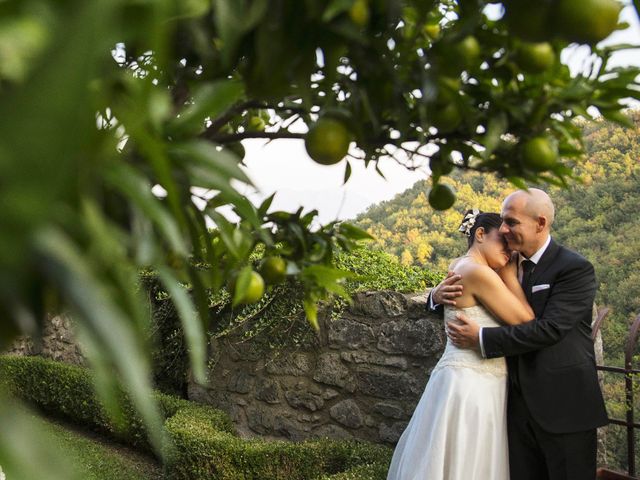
[{"xmin": 430, "ymin": 189, "xmax": 607, "ymax": 480}]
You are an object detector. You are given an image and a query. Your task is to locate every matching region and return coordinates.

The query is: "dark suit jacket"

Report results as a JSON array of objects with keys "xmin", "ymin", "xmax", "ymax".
[{"xmin": 429, "ymin": 238, "xmax": 608, "ymax": 434}]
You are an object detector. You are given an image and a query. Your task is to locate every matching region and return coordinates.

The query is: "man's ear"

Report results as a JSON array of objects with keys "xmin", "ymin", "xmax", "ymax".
[{"xmin": 536, "ymin": 216, "xmax": 547, "ymax": 232}]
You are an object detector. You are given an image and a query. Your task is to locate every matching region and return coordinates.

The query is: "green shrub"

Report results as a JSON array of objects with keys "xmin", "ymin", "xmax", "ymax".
[
  {"xmin": 0, "ymin": 355, "xmax": 234, "ymax": 451},
  {"xmin": 1, "ymin": 355, "xmax": 392, "ymax": 478},
  {"xmin": 316, "ymin": 462, "xmax": 389, "ymax": 480},
  {"xmin": 164, "ymin": 408, "xmax": 392, "ymax": 480}
]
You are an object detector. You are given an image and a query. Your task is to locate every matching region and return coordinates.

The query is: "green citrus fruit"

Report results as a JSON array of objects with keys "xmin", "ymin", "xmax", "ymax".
[
  {"xmin": 453, "ymin": 35, "xmax": 480, "ymax": 69},
  {"xmin": 248, "ymin": 115, "xmax": 266, "ymax": 131},
  {"xmin": 504, "ymin": 0, "xmax": 553, "ymax": 42},
  {"xmin": 349, "ymin": 0, "xmax": 370, "ymax": 28},
  {"xmin": 514, "ymin": 42, "xmax": 555, "ymax": 74},
  {"xmin": 428, "ymin": 184, "xmax": 456, "ymax": 210},
  {"xmin": 429, "ymin": 151, "xmax": 454, "ymax": 177},
  {"xmin": 423, "ymin": 22, "xmax": 441, "ymax": 40},
  {"xmin": 305, "ymin": 118, "xmax": 353, "ymax": 165},
  {"xmin": 552, "ymin": 0, "xmax": 622, "ymax": 44},
  {"xmin": 237, "ymin": 271, "xmax": 265, "ymax": 304},
  {"xmin": 521, "ymin": 136, "xmax": 558, "ymax": 171},
  {"xmin": 259, "ymin": 256, "xmax": 287, "ymax": 284},
  {"xmin": 431, "ymin": 103, "xmax": 462, "ymax": 133}
]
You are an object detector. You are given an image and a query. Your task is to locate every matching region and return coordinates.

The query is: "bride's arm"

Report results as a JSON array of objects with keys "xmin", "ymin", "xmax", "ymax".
[
  {"xmin": 464, "ymin": 265, "xmax": 534, "ymax": 325},
  {"xmin": 497, "ymin": 255, "xmax": 530, "ymax": 310}
]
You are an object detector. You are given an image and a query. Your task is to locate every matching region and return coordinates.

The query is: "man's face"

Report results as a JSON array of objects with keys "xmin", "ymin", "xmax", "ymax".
[{"xmin": 499, "ymin": 197, "xmax": 539, "ymax": 255}]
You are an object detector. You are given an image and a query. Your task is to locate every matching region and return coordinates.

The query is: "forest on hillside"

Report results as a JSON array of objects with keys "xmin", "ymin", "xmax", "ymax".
[{"xmin": 354, "ymin": 111, "xmax": 640, "ymax": 469}]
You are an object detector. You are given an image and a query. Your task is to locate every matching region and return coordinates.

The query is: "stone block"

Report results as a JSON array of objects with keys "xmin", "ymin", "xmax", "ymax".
[
  {"xmin": 285, "ymin": 382, "xmax": 325, "ymax": 412},
  {"xmin": 355, "ymin": 368, "xmax": 420, "ymax": 399},
  {"xmin": 227, "ymin": 370, "xmax": 254, "ymax": 394},
  {"xmin": 328, "ymin": 318, "xmax": 375, "ymax": 349},
  {"xmin": 348, "ymin": 291, "xmax": 407, "ymax": 318},
  {"xmin": 255, "ymin": 377, "xmax": 281, "ymax": 404},
  {"xmin": 265, "ymin": 352, "xmax": 313, "ymax": 376},
  {"xmin": 313, "ymin": 353, "xmax": 355, "ymax": 392},
  {"xmin": 329, "ymin": 399, "xmax": 363, "ymax": 429},
  {"xmin": 379, "ymin": 421, "xmax": 408, "ymax": 443},
  {"xmin": 340, "ymin": 351, "xmax": 408, "ymax": 370},
  {"xmin": 373, "ymin": 401, "xmax": 404, "ymax": 419},
  {"xmin": 378, "ymin": 318, "xmax": 445, "ymax": 357}
]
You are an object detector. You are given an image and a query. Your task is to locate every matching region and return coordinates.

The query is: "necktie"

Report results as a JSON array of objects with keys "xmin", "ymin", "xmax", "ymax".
[{"xmin": 521, "ymin": 259, "xmax": 535, "ymax": 292}]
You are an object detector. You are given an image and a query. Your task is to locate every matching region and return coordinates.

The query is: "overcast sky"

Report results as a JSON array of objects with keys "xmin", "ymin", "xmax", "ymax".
[{"xmin": 235, "ymin": 4, "xmax": 640, "ymax": 225}]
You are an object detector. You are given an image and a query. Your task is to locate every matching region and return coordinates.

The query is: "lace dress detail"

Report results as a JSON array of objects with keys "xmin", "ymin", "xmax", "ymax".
[{"xmin": 430, "ymin": 305, "xmax": 507, "ymax": 377}]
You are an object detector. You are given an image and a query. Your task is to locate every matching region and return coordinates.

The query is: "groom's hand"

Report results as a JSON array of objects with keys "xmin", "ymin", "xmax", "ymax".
[
  {"xmin": 447, "ymin": 312, "xmax": 480, "ymax": 349},
  {"xmin": 432, "ymin": 271, "xmax": 463, "ymax": 306}
]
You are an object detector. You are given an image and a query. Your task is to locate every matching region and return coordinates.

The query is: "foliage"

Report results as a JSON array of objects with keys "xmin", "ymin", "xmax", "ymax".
[
  {"xmin": 33, "ymin": 414, "xmax": 162, "ymax": 480},
  {"xmin": 0, "ymin": 355, "xmax": 234, "ymax": 452},
  {"xmin": 317, "ymin": 462, "xmax": 390, "ymax": 480},
  {"xmin": 2, "ymin": 0, "xmax": 640, "ymax": 472},
  {"xmin": 0, "ymin": 355, "xmax": 391, "ymax": 480},
  {"xmin": 145, "ymin": 248, "xmax": 440, "ymax": 386},
  {"xmin": 164, "ymin": 407, "xmax": 391, "ymax": 480}
]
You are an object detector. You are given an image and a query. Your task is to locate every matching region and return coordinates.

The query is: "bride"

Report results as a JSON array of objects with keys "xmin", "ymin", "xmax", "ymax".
[{"xmin": 387, "ymin": 210, "xmax": 535, "ymax": 480}]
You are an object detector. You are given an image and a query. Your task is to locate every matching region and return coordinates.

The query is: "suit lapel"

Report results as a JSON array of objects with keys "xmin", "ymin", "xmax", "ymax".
[{"xmin": 527, "ymin": 238, "xmax": 560, "ymax": 300}]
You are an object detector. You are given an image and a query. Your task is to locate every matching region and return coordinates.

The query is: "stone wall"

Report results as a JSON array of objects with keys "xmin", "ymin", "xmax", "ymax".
[
  {"xmin": 5, "ymin": 292, "xmax": 606, "ymax": 449},
  {"xmin": 188, "ymin": 291, "xmax": 446, "ymax": 444}
]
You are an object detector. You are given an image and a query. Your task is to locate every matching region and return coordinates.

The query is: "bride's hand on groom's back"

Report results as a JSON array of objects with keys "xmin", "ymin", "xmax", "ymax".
[{"xmin": 432, "ymin": 271, "xmax": 463, "ymax": 305}]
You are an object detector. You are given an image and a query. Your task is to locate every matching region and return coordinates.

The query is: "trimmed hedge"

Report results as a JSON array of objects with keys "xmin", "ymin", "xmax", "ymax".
[
  {"xmin": 0, "ymin": 355, "xmax": 392, "ymax": 479},
  {"xmin": 0, "ymin": 355, "xmax": 234, "ymax": 450},
  {"xmin": 164, "ymin": 407, "xmax": 392, "ymax": 479}
]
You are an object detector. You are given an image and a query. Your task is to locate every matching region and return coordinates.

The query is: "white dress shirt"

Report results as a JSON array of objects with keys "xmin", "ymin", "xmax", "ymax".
[{"xmin": 478, "ymin": 235, "xmax": 551, "ymax": 357}]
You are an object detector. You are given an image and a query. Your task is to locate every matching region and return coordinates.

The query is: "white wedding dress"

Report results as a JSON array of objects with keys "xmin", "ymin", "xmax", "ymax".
[{"xmin": 387, "ymin": 305, "xmax": 509, "ymax": 480}]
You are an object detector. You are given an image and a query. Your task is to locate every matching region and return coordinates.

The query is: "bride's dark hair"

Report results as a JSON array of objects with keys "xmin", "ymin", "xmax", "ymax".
[{"xmin": 459, "ymin": 210, "xmax": 503, "ymax": 248}]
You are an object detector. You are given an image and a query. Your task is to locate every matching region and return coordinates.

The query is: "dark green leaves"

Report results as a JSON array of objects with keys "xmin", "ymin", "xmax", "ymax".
[{"xmin": 167, "ymin": 79, "xmax": 245, "ymax": 137}]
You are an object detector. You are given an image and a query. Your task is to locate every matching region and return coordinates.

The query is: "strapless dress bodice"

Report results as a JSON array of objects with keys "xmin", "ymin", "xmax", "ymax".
[{"xmin": 432, "ymin": 305, "xmax": 507, "ymax": 377}]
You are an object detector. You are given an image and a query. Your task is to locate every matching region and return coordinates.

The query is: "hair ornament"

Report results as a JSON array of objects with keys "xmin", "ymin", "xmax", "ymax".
[{"xmin": 459, "ymin": 209, "xmax": 481, "ymax": 237}]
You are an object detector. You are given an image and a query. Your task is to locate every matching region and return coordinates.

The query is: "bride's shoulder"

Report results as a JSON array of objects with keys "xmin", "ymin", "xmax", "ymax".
[{"xmin": 454, "ymin": 260, "xmax": 499, "ymax": 282}]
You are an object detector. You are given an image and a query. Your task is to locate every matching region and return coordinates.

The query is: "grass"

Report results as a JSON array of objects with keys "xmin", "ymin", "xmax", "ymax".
[{"xmin": 32, "ymin": 414, "xmax": 162, "ymax": 480}]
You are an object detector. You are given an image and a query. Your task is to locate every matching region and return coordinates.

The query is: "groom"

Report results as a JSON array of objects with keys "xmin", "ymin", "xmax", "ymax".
[{"xmin": 430, "ymin": 188, "xmax": 608, "ymax": 480}]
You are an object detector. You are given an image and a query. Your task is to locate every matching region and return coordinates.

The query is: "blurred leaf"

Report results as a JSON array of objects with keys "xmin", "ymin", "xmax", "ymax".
[
  {"xmin": 343, "ymin": 161, "xmax": 352, "ymax": 184},
  {"xmin": 106, "ymin": 163, "xmax": 189, "ymax": 257},
  {"xmin": 323, "ymin": 0, "xmax": 353, "ymax": 22},
  {"xmin": 0, "ymin": 14, "xmax": 50, "ymax": 82},
  {"xmin": 158, "ymin": 266, "xmax": 207, "ymax": 384},
  {"xmin": 207, "ymin": 210, "xmax": 241, "ymax": 259},
  {"xmin": 481, "ymin": 112, "xmax": 508, "ymax": 159},
  {"xmin": 303, "ymin": 296, "xmax": 319, "ymax": 331},
  {"xmin": 0, "ymin": 397, "xmax": 81, "ymax": 480},
  {"xmin": 258, "ymin": 193, "xmax": 276, "ymax": 217},
  {"xmin": 170, "ymin": 139, "xmax": 252, "ymax": 185},
  {"xmin": 339, "ymin": 222, "xmax": 374, "ymax": 241},
  {"xmin": 168, "ymin": 79, "xmax": 245, "ymax": 137},
  {"xmin": 232, "ymin": 265, "xmax": 253, "ymax": 307},
  {"xmin": 302, "ymin": 265, "xmax": 353, "ymax": 299},
  {"xmin": 35, "ymin": 228, "xmax": 164, "ymax": 455},
  {"xmin": 600, "ymin": 109, "xmax": 634, "ymax": 128},
  {"xmin": 213, "ymin": 0, "xmax": 269, "ymax": 67}
]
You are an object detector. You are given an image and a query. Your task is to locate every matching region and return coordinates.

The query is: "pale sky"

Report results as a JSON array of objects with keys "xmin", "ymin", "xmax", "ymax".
[{"xmin": 235, "ymin": 4, "xmax": 640, "ymax": 226}]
